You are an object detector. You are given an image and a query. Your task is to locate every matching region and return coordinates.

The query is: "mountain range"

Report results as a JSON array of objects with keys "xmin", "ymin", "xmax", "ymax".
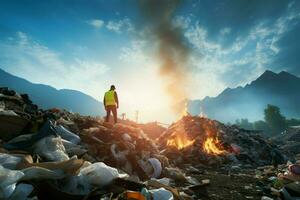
[
  {"xmin": 0, "ymin": 68, "xmax": 104, "ymax": 116},
  {"xmin": 1, "ymin": 68, "xmax": 299, "ymax": 122},
  {"xmin": 188, "ymin": 70, "xmax": 300, "ymax": 123}
]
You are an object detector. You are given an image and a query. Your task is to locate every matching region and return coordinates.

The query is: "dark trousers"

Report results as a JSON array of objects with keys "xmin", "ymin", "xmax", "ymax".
[{"xmin": 105, "ymin": 105, "xmax": 117, "ymax": 123}]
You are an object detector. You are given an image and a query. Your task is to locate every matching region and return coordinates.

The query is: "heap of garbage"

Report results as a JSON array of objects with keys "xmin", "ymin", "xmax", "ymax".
[
  {"xmin": 138, "ymin": 122, "xmax": 167, "ymax": 140},
  {"xmin": 0, "ymin": 87, "xmax": 39, "ymax": 140},
  {"xmin": 157, "ymin": 115, "xmax": 287, "ymax": 168},
  {"xmin": 0, "ymin": 87, "xmax": 299, "ymax": 200},
  {"xmin": 273, "ymin": 126, "xmax": 300, "ymax": 162},
  {"xmin": 0, "ymin": 88, "xmax": 196, "ymax": 199}
]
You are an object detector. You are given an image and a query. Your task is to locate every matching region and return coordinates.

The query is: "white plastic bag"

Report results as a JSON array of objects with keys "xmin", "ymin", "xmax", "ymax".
[
  {"xmin": 61, "ymin": 161, "xmax": 92, "ymax": 195},
  {"xmin": 21, "ymin": 166, "xmax": 65, "ymax": 181},
  {"xmin": 150, "ymin": 188, "xmax": 174, "ymax": 200},
  {"xmin": 150, "ymin": 178, "xmax": 172, "ymax": 186},
  {"xmin": 56, "ymin": 125, "xmax": 81, "ymax": 144},
  {"xmin": 0, "ymin": 153, "xmax": 22, "ymax": 170},
  {"xmin": 79, "ymin": 162, "xmax": 124, "ymax": 188},
  {"xmin": 33, "ymin": 135, "xmax": 69, "ymax": 161},
  {"xmin": 8, "ymin": 183, "xmax": 34, "ymax": 200},
  {"xmin": 62, "ymin": 139, "xmax": 87, "ymax": 156},
  {"xmin": 0, "ymin": 110, "xmax": 18, "ymax": 116},
  {"xmin": 0, "ymin": 165, "xmax": 24, "ymax": 199}
]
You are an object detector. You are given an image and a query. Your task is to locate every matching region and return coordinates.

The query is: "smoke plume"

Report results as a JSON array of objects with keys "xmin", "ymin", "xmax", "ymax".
[{"xmin": 139, "ymin": 0, "xmax": 191, "ymax": 114}]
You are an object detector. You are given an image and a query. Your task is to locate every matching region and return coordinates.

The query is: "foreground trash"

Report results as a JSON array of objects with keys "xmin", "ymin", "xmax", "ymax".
[{"xmin": 0, "ymin": 88, "xmax": 299, "ymax": 200}]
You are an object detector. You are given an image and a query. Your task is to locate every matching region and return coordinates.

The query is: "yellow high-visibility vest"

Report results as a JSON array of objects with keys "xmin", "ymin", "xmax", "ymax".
[{"xmin": 104, "ymin": 90, "xmax": 116, "ymax": 106}]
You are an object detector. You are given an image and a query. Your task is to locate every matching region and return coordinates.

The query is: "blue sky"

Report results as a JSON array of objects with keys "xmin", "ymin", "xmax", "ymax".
[{"xmin": 0, "ymin": 0, "xmax": 299, "ymax": 122}]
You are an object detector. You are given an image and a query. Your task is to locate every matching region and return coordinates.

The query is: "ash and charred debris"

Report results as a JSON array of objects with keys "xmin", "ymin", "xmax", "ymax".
[{"xmin": 0, "ymin": 87, "xmax": 299, "ymax": 200}]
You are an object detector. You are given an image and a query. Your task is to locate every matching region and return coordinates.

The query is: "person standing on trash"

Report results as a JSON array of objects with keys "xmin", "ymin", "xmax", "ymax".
[{"xmin": 103, "ymin": 85, "xmax": 119, "ymax": 123}]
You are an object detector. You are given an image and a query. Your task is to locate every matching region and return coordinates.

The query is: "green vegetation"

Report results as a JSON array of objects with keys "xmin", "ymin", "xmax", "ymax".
[{"xmin": 234, "ymin": 104, "xmax": 300, "ymax": 136}]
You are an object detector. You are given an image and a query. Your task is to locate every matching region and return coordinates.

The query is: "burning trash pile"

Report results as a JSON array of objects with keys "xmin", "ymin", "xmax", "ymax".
[
  {"xmin": 156, "ymin": 116, "xmax": 300, "ymax": 199},
  {"xmin": 157, "ymin": 115, "xmax": 287, "ymax": 168}
]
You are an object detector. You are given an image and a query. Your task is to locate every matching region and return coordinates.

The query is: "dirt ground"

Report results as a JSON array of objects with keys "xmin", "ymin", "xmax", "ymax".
[{"xmin": 190, "ymin": 170, "xmax": 268, "ymax": 200}]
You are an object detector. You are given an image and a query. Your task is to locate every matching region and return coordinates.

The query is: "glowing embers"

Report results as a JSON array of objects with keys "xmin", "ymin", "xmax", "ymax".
[
  {"xmin": 181, "ymin": 101, "xmax": 189, "ymax": 117},
  {"xmin": 203, "ymin": 137, "xmax": 226, "ymax": 155}
]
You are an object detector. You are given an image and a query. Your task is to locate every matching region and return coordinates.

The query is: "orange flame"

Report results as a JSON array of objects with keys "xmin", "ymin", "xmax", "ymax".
[
  {"xmin": 181, "ymin": 101, "xmax": 188, "ymax": 117},
  {"xmin": 167, "ymin": 131, "xmax": 195, "ymax": 149},
  {"xmin": 203, "ymin": 137, "xmax": 226, "ymax": 155}
]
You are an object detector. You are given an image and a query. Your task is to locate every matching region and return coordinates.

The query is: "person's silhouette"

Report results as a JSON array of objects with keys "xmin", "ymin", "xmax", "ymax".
[{"xmin": 103, "ymin": 85, "xmax": 119, "ymax": 123}]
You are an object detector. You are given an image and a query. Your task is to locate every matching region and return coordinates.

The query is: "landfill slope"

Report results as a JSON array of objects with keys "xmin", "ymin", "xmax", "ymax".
[{"xmin": 0, "ymin": 87, "xmax": 299, "ymax": 200}]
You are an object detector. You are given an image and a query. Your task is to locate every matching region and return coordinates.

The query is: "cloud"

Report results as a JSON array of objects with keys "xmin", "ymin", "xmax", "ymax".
[
  {"xmin": 184, "ymin": 21, "xmax": 267, "ymax": 89},
  {"xmin": 86, "ymin": 18, "xmax": 133, "ymax": 33},
  {"xmin": 86, "ymin": 19, "xmax": 104, "ymax": 29},
  {"xmin": 173, "ymin": 16, "xmax": 191, "ymax": 29},
  {"xmin": 106, "ymin": 18, "xmax": 133, "ymax": 33},
  {"xmin": 180, "ymin": 0, "xmax": 300, "ymax": 93},
  {"xmin": 0, "ymin": 32, "xmax": 109, "ymax": 99},
  {"xmin": 106, "ymin": 21, "xmax": 122, "ymax": 32},
  {"xmin": 119, "ymin": 40, "xmax": 148, "ymax": 63},
  {"xmin": 220, "ymin": 27, "xmax": 231, "ymax": 35},
  {"xmin": 71, "ymin": 58, "xmax": 109, "ymax": 80},
  {"xmin": 185, "ymin": 23, "xmax": 222, "ymax": 53},
  {"xmin": 0, "ymin": 31, "xmax": 65, "ymax": 77},
  {"xmin": 188, "ymin": 54, "xmax": 229, "ymax": 98}
]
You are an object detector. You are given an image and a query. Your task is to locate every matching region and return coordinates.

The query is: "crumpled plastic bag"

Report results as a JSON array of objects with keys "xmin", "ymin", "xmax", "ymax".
[
  {"xmin": 62, "ymin": 139, "xmax": 87, "ymax": 157},
  {"xmin": 59, "ymin": 161, "xmax": 92, "ymax": 195},
  {"xmin": 33, "ymin": 135, "xmax": 69, "ymax": 161},
  {"xmin": 6, "ymin": 134, "xmax": 34, "ymax": 144},
  {"xmin": 8, "ymin": 183, "xmax": 34, "ymax": 200},
  {"xmin": 62, "ymin": 139, "xmax": 81, "ymax": 150},
  {"xmin": 0, "ymin": 165, "xmax": 24, "ymax": 199},
  {"xmin": 56, "ymin": 125, "xmax": 81, "ymax": 144},
  {"xmin": 21, "ymin": 166, "xmax": 65, "ymax": 181},
  {"xmin": 79, "ymin": 162, "xmax": 127, "ymax": 188},
  {"xmin": 150, "ymin": 178, "xmax": 173, "ymax": 186},
  {"xmin": 61, "ymin": 175, "xmax": 91, "ymax": 195},
  {"xmin": 0, "ymin": 153, "xmax": 22, "ymax": 170},
  {"xmin": 4, "ymin": 120, "xmax": 57, "ymax": 151},
  {"xmin": 150, "ymin": 188, "xmax": 174, "ymax": 200},
  {"xmin": 0, "ymin": 110, "xmax": 18, "ymax": 116}
]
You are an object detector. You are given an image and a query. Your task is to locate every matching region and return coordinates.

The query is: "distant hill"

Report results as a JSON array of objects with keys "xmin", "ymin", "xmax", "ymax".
[
  {"xmin": 0, "ymin": 68, "xmax": 104, "ymax": 116},
  {"xmin": 188, "ymin": 70, "xmax": 300, "ymax": 123}
]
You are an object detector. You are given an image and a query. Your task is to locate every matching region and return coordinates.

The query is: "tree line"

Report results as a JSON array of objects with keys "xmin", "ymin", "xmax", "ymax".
[{"xmin": 234, "ymin": 104, "xmax": 300, "ymax": 136}]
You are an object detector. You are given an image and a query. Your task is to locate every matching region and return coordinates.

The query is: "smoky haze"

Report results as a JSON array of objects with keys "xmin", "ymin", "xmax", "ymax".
[
  {"xmin": 139, "ymin": 0, "xmax": 191, "ymax": 114},
  {"xmin": 188, "ymin": 70, "xmax": 300, "ymax": 123}
]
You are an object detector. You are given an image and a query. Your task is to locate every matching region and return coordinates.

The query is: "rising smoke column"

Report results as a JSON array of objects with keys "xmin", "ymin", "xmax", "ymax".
[{"xmin": 139, "ymin": 0, "xmax": 191, "ymax": 114}]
